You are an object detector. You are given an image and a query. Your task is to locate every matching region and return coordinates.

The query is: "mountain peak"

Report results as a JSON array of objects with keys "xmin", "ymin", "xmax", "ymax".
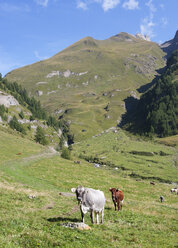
[{"xmin": 161, "ymin": 30, "xmax": 178, "ymax": 58}]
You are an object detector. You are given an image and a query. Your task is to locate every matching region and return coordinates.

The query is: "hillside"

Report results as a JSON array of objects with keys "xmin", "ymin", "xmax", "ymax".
[
  {"xmin": 122, "ymin": 49, "xmax": 178, "ymax": 137},
  {"xmin": 5, "ymin": 32, "xmax": 165, "ymax": 141},
  {"xmin": 0, "ymin": 76, "xmax": 73, "ymax": 149},
  {"xmin": 0, "ymin": 125, "xmax": 177, "ymax": 247}
]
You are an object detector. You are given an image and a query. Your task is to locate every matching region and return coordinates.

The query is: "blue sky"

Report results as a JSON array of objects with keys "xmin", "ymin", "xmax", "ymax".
[{"xmin": 0, "ymin": 0, "xmax": 177, "ymax": 76}]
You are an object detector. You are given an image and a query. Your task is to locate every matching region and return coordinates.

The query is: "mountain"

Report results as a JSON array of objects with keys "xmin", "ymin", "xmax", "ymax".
[
  {"xmin": 161, "ymin": 30, "xmax": 178, "ymax": 58},
  {"xmin": 122, "ymin": 49, "xmax": 178, "ymax": 137},
  {"xmin": 5, "ymin": 32, "xmax": 165, "ymax": 141}
]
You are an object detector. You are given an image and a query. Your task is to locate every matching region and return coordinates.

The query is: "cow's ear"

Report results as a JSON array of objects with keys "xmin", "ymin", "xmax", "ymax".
[
  {"xmin": 109, "ymin": 188, "xmax": 112, "ymax": 192},
  {"xmin": 116, "ymin": 188, "xmax": 119, "ymax": 192},
  {"xmin": 71, "ymin": 188, "xmax": 76, "ymax": 193}
]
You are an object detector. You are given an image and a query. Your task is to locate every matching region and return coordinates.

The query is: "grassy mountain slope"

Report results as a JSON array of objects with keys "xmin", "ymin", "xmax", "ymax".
[
  {"xmin": 5, "ymin": 33, "xmax": 165, "ymax": 141},
  {"xmin": 0, "ymin": 127, "xmax": 177, "ymax": 247},
  {"xmin": 0, "ymin": 80, "xmax": 64, "ymax": 148}
]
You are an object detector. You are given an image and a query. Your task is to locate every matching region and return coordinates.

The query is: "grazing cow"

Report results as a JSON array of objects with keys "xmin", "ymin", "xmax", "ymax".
[
  {"xmin": 71, "ymin": 186, "xmax": 105, "ymax": 224},
  {"xmin": 109, "ymin": 188, "xmax": 124, "ymax": 211},
  {"xmin": 160, "ymin": 196, "xmax": 164, "ymax": 202},
  {"xmin": 170, "ymin": 188, "xmax": 178, "ymax": 194},
  {"xmin": 150, "ymin": 181, "xmax": 155, "ymax": 185}
]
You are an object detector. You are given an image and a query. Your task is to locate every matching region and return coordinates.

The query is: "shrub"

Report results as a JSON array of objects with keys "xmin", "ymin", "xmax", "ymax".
[
  {"xmin": 35, "ymin": 126, "xmax": 48, "ymax": 145},
  {"xmin": 61, "ymin": 147, "xmax": 71, "ymax": 160}
]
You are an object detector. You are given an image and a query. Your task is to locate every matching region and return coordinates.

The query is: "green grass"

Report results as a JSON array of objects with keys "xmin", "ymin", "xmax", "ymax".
[
  {"xmin": 0, "ymin": 128, "xmax": 177, "ymax": 247},
  {"xmin": 73, "ymin": 129, "xmax": 178, "ymax": 184}
]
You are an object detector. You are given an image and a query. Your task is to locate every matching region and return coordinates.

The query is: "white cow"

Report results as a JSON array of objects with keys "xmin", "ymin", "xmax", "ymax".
[
  {"xmin": 170, "ymin": 188, "xmax": 178, "ymax": 194},
  {"xmin": 71, "ymin": 186, "xmax": 105, "ymax": 224}
]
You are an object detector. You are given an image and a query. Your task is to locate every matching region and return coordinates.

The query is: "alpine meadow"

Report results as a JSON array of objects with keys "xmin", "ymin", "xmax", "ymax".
[{"xmin": 0, "ymin": 1, "xmax": 178, "ymax": 247}]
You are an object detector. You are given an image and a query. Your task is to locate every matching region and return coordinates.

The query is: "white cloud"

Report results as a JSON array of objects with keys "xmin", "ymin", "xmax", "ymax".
[
  {"xmin": 102, "ymin": 0, "xmax": 120, "ymax": 11},
  {"xmin": 34, "ymin": 0, "xmax": 49, "ymax": 7},
  {"xmin": 76, "ymin": 0, "xmax": 120, "ymax": 12},
  {"xmin": 122, "ymin": 0, "xmax": 139, "ymax": 10},
  {"xmin": 139, "ymin": 0, "xmax": 157, "ymax": 38},
  {"xmin": 146, "ymin": 0, "xmax": 156, "ymax": 12},
  {"xmin": 77, "ymin": 1, "xmax": 88, "ymax": 10},
  {"xmin": 140, "ymin": 16, "xmax": 155, "ymax": 38},
  {"xmin": 34, "ymin": 51, "xmax": 48, "ymax": 60}
]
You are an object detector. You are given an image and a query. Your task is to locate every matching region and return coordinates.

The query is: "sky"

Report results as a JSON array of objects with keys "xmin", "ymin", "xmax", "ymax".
[{"xmin": 0, "ymin": 0, "xmax": 177, "ymax": 76}]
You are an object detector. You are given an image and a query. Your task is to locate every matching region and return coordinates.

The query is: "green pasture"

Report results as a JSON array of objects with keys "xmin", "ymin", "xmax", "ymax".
[{"xmin": 0, "ymin": 129, "xmax": 177, "ymax": 247}]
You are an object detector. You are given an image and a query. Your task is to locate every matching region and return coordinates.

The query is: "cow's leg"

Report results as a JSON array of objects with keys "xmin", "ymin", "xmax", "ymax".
[
  {"xmin": 96, "ymin": 212, "xmax": 99, "ymax": 225},
  {"xmin": 114, "ymin": 202, "xmax": 117, "ymax": 211},
  {"xmin": 101, "ymin": 209, "xmax": 104, "ymax": 224},
  {"xmin": 120, "ymin": 200, "xmax": 123, "ymax": 210},
  {"xmin": 90, "ymin": 209, "xmax": 94, "ymax": 224},
  {"xmin": 117, "ymin": 200, "xmax": 120, "ymax": 211},
  {"xmin": 80, "ymin": 206, "xmax": 85, "ymax": 223}
]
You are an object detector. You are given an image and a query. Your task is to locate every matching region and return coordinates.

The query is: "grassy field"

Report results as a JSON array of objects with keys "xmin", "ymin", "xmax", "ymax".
[{"xmin": 0, "ymin": 129, "xmax": 177, "ymax": 247}]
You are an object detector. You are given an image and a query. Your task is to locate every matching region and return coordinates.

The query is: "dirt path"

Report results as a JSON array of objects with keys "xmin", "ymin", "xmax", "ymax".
[{"xmin": 22, "ymin": 146, "xmax": 58, "ymax": 163}]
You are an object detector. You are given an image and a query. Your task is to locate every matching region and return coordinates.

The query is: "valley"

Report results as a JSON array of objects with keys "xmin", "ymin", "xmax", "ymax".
[{"xmin": 0, "ymin": 30, "xmax": 177, "ymax": 248}]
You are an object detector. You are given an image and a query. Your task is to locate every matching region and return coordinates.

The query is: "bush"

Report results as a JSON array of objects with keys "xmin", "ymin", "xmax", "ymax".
[
  {"xmin": 61, "ymin": 147, "xmax": 71, "ymax": 160},
  {"xmin": 35, "ymin": 126, "xmax": 48, "ymax": 145},
  {"xmin": 9, "ymin": 116, "xmax": 26, "ymax": 134}
]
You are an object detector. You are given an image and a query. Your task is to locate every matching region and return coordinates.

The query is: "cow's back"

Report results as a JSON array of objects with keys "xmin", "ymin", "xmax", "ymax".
[
  {"xmin": 84, "ymin": 188, "xmax": 105, "ymax": 211},
  {"xmin": 117, "ymin": 190, "xmax": 124, "ymax": 201}
]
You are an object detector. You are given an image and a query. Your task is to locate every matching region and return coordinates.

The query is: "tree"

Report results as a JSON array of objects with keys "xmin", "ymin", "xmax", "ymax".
[
  {"xmin": 35, "ymin": 126, "xmax": 48, "ymax": 145},
  {"xmin": 61, "ymin": 147, "xmax": 71, "ymax": 160},
  {"xmin": 19, "ymin": 110, "xmax": 24, "ymax": 119}
]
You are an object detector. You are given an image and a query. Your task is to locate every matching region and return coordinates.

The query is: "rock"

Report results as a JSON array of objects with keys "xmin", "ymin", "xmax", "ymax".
[
  {"xmin": 61, "ymin": 222, "xmax": 91, "ymax": 230},
  {"xmin": 54, "ymin": 109, "xmax": 63, "ymax": 115},
  {"xmin": 0, "ymin": 93, "xmax": 19, "ymax": 107},
  {"xmin": 82, "ymin": 81, "xmax": 89, "ymax": 86},
  {"xmin": 36, "ymin": 82, "xmax": 48, "ymax": 85},
  {"xmin": 18, "ymin": 119, "xmax": 30, "ymax": 124},
  {"xmin": 36, "ymin": 90, "xmax": 43, "ymax": 96},
  {"xmin": 47, "ymin": 90, "xmax": 57, "ymax": 95},
  {"xmin": 136, "ymin": 33, "xmax": 150, "ymax": 41},
  {"xmin": 28, "ymin": 195, "xmax": 36, "ymax": 199},
  {"xmin": 64, "ymin": 141, "xmax": 68, "ymax": 148},
  {"xmin": 78, "ymin": 71, "xmax": 88, "ymax": 76},
  {"xmin": 94, "ymin": 163, "xmax": 100, "ymax": 168},
  {"xmin": 46, "ymin": 71, "xmax": 61, "ymax": 78},
  {"xmin": 63, "ymin": 69, "xmax": 72, "ymax": 78}
]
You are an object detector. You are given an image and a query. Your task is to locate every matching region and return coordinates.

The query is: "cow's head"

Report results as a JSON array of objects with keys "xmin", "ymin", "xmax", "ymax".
[
  {"xmin": 109, "ymin": 188, "xmax": 119, "ymax": 201},
  {"xmin": 71, "ymin": 186, "xmax": 85, "ymax": 204}
]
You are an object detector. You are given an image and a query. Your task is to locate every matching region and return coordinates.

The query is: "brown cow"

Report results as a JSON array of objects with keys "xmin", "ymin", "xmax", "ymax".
[{"xmin": 109, "ymin": 188, "xmax": 124, "ymax": 211}]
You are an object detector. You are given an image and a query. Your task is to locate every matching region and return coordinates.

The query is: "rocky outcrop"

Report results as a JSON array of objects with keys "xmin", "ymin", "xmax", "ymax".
[
  {"xmin": 0, "ymin": 92, "xmax": 19, "ymax": 107},
  {"xmin": 46, "ymin": 70, "xmax": 88, "ymax": 79},
  {"xmin": 36, "ymin": 90, "xmax": 43, "ymax": 96},
  {"xmin": 61, "ymin": 222, "xmax": 91, "ymax": 230},
  {"xmin": 136, "ymin": 33, "xmax": 150, "ymax": 41}
]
